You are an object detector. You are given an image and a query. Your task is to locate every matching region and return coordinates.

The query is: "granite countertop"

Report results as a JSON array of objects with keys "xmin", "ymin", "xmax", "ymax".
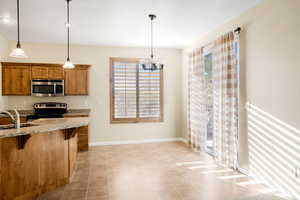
[
  {"xmin": 0, "ymin": 109, "xmax": 91, "ymax": 118},
  {"xmin": 0, "ymin": 117, "xmax": 90, "ymax": 139},
  {"xmin": 63, "ymin": 109, "xmax": 91, "ymax": 117}
]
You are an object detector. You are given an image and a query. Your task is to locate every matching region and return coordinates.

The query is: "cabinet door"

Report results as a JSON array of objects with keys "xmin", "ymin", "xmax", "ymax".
[
  {"xmin": 65, "ymin": 68, "xmax": 89, "ymax": 95},
  {"xmin": 64, "ymin": 69, "xmax": 77, "ymax": 95},
  {"xmin": 48, "ymin": 67, "xmax": 64, "ymax": 80},
  {"xmin": 3, "ymin": 66, "xmax": 31, "ymax": 95},
  {"xmin": 31, "ymin": 66, "xmax": 48, "ymax": 79},
  {"xmin": 77, "ymin": 126, "xmax": 89, "ymax": 151}
]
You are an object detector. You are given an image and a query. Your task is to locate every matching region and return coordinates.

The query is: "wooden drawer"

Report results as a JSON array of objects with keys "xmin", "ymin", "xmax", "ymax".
[{"xmin": 0, "ymin": 117, "xmax": 27, "ymax": 125}]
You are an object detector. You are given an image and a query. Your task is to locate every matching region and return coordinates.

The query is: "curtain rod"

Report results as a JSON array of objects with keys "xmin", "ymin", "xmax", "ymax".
[
  {"xmin": 189, "ymin": 27, "xmax": 242, "ymax": 54},
  {"xmin": 234, "ymin": 27, "xmax": 241, "ymax": 34}
]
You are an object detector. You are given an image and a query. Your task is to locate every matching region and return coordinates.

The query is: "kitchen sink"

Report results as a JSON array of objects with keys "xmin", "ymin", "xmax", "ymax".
[{"xmin": 0, "ymin": 123, "xmax": 39, "ymax": 130}]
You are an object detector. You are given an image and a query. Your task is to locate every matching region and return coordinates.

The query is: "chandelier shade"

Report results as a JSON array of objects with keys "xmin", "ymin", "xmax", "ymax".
[{"xmin": 140, "ymin": 14, "xmax": 164, "ymax": 71}]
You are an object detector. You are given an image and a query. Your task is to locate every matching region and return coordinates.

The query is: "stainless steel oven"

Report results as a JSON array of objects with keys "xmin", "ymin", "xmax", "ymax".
[{"xmin": 31, "ymin": 80, "xmax": 64, "ymax": 97}]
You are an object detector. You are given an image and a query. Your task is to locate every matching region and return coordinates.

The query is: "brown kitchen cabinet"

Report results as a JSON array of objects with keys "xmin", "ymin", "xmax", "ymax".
[
  {"xmin": 2, "ymin": 62, "xmax": 90, "ymax": 96},
  {"xmin": 0, "ymin": 129, "xmax": 79, "ymax": 200},
  {"xmin": 64, "ymin": 66, "xmax": 90, "ymax": 95},
  {"xmin": 48, "ymin": 66, "xmax": 64, "ymax": 80},
  {"xmin": 31, "ymin": 66, "xmax": 49, "ymax": 79},
  {"xmin": 2, "ymin": 63, "xmax": 31, "ymax": 96},
  {"xmin": 31, "ymin": 64, "xmax": 64, "ymax": 80},
  {"xmin": 64, "ymin": 115, "xmax": 89, "ymax": 151},
  {"xmin": 76, "ymin": 126, "xmax": 89, "ymax": 151}
]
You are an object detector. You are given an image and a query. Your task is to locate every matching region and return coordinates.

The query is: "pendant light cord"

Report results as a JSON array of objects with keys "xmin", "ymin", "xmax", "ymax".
[
  {"xmin": 151, "ymin": 17, "xmax": 154, "ymax": 59},
  {"xmin": 67, "ymin": 0, "xmax": 70, "ymax": 61},
  {"xmin": 17, "ymin": 0, "xmax": 20, "ymax": 47}
]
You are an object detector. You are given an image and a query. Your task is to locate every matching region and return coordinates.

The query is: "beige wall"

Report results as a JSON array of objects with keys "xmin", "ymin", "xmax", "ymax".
[
  {"xmin": 0, "ymin": 34, "xmax": 8, "ymax": 110},
  {"xmin": 6, "ymin": 42, "xmax": 183, "ymax": 143},
  {"xmin": 182, "ymin": 0, "xmax": 300, "ymax": 197}
]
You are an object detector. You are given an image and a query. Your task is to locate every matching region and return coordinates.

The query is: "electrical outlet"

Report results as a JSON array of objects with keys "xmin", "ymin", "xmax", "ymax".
[
  {"xmin": 294, "ymin": 167, "xmax": 300, "ymax": 179},
  {"xmin": 292, "ymin": 167, "xmax": 298, "ymax": 178}
]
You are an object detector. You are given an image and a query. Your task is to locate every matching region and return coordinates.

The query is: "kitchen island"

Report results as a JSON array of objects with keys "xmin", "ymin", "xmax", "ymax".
[{"xmin": 0, "ymin": 117, "xmax": 90, "ymax": 200}]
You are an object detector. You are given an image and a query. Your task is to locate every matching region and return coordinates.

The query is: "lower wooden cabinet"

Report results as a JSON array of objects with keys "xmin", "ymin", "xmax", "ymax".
[
  {"xmin": 77, "ymin": 126, "xmax": 89, "ymax": 151},
  {"xmin": 64, "ymin": 115, "xmax": 89, "ymax": 151},
  {"xmin": 0, "ymin": 129, "xmax": 78, "ymax": 200}
]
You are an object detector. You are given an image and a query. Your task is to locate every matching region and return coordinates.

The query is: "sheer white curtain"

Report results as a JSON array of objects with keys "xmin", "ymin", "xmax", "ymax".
[
  {"xmin": 212, "ymin": 31, "xmax": 239, "ymax": 169},
  {"xmin": 188, "ymin": 48, "xmax": 207, "ymax": 151}
]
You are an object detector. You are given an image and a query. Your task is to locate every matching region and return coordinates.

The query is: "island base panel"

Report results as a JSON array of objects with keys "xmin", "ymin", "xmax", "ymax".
[{"xmin": 0, "ymin": 129, "xmax": 78, "ymax": 200}]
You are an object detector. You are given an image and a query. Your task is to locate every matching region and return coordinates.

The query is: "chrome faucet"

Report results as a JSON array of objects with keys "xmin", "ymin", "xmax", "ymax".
[{"xmin": 1, "ymin": 109, "xmax": 20, "ymax": 129}]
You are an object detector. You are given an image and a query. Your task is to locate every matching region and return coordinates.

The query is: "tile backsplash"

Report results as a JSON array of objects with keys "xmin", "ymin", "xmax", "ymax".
[{"xmin": 6, "ymin": 96, "xmax": 90, "ymax": 110}]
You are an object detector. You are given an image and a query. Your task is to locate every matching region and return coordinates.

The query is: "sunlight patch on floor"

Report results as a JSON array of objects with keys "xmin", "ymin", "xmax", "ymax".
[
  {"xmin": 202, "ymin": 169, "xmax": 233, "ymax": 174},
  {"xmin": 217, "ymin": 174, "xmax": 247, "ymax": 180},
  {"xmin": 175, "ymin": 161, "xmax": 207, "ymax": 166},
  {"xmin": 236, "ymin": 180, "xmax": 263, "ymax": 187},
  {"xmin": 188, "ymin": 164, "xmax": 219, "ymax": 170}
]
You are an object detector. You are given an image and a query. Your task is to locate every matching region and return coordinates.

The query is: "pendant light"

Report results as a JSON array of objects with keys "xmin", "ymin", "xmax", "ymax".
[
  {"xmin": 140, "ymin": 14, "xmax": 164, "ymax": 71},
  {"xmin": 10, "ymin": 0, "xmax": 28, "ymax": 58},
  {"xmin": 63, "ymin": 0, "xmax": 74, "ymax": 69}
]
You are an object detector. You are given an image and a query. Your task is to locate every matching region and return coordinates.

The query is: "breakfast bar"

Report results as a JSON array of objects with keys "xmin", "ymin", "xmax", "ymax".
[{"xmin": 0, "ymin": 117, "xmax": 90, "ymax": 200}]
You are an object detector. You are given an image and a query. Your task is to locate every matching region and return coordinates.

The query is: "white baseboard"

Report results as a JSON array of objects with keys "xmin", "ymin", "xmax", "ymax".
[
  {"xmin": 238, "ymin": 167, "xmax": 251, "ymax": 176},
  {"xmin": 180, "ymin": 138, "xmax": 188, "ymax": 144},
  {"xmin": 90, "ymin": 137, "xmax": 186, "ymax": 146}
]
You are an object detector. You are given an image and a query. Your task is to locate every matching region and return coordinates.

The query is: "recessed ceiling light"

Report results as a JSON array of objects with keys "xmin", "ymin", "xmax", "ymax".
[{"xmin": 0, "ymin": 16, "xmax": 13, "ymax": 24}]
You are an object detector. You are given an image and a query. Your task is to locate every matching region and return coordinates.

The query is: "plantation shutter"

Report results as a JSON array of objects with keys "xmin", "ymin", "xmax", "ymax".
[
  {"xmin": 110, "ymin": 58, "xmax": 163, "ymax": 123},
  {"xmin": 138, "ymin": 64, "xmax": 162, "ymax": 118},
  {"xmin": 112, "ymin": 61, "xmax": 137, "ymax": 119}
]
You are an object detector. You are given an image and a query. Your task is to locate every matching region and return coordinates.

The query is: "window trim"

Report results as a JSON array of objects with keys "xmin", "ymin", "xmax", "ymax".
[{"xmin": 110, "ymin": 57, "xmax": 164, "ymax": 124}]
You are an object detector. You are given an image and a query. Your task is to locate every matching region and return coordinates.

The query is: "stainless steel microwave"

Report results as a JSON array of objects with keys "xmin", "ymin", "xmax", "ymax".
[{"xmin": 31, "ymin": 80, "xmax": 64, "ymax": 97}]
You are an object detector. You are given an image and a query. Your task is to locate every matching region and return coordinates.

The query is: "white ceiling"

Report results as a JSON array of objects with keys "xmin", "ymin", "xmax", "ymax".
[{"xmin": 0, "ymin": 0, "xmax": 262, "ymax": 48}]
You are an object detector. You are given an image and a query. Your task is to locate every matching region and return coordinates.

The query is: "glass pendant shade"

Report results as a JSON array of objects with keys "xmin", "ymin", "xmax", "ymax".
[
  {"xmin": 140, "ymin": 57, "xmax": 164, "ymax": 71},
  {"xmin": 9, "ymin": 46, "xmax": 27, "ymax": 58},
  {"xmin": 63, "ymin": 58, "xmax": 75, "ymax": 69},
  {"xmin": 10, "ymin": 0, "xmax": 27, "ymax": 59},
  {"xmin": 63, "ymin": 0, "xmax": 74, "ymax": 69}
]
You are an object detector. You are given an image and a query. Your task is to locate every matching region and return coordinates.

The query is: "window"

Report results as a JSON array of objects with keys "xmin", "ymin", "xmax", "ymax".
[{"xmin": 110, "ymin": 58, "xmax": 163, "ymax": 123}]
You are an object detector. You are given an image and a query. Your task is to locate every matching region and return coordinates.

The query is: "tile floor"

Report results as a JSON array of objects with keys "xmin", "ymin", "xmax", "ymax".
[{"xmin": 38, "ymin": 142, "xmax": 276, "ymax": 200}]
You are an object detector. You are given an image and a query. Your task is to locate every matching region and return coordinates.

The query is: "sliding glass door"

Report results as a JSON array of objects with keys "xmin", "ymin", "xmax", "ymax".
[{"xmin": 204, "ymin": 52, "xmax": 214, "ymax": 155}]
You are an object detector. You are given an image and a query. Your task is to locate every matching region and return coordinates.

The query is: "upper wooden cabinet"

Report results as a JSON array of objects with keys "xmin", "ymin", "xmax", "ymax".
[
  {"xmin": 48, "ymin": 66, "xmax": 64, "ymax": 80},
  {"xmin": 2, "ymin": 63, "xmax": 31, "ymax": 96},
  {"xmin": 1, "ymin": 62, "xmax": 90, "ymax": 96},
  {"xmin": 64, "ymin": 66, "xmax": 90, "ymax": 96},
  {"xmin": 31, "ymin": 65, "xmax": 64, "ymax": 80},
  {"xmin": 31, "ymin": 66, "xmax": 49, "ymax": 79}
]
